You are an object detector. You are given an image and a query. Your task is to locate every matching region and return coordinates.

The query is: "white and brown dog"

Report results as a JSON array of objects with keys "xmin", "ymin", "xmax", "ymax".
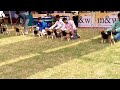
[
  {"xmin": 32, "ymin": 26, "xmax": 47, "ymax": 37},
  {"xmin": 100, "ymin": 30, "xmax": 115, "ymax": 45},
  {"xmin": 14, "ymin": 24, "xmax": 24, "ymax": 36},
  {"xmin": 45, "ymin": 28, "xmax": 56, "ymax": 39},
  {"xmin": 1, "ymin": 23, "xmax": 10, "ymax": 35}
]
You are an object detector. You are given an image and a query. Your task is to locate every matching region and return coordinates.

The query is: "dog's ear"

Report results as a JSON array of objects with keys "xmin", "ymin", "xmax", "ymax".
[{"xmin": 99, "ymin": 30, "xmax": 105, "ymax": 33}]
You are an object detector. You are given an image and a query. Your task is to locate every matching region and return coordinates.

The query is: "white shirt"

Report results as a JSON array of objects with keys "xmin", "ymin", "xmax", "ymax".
[{"xmin": 49, "ymin": 19, "xmax": 65, "ymax": 30}]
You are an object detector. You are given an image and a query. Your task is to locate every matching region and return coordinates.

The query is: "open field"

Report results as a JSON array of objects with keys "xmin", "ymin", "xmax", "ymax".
[{"xmin": 0, "ymin": 27, "xmax": 120, "ymax": 79}]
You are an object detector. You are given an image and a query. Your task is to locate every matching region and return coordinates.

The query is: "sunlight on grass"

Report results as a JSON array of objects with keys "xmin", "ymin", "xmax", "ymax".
[
  {"xmin": 0, "ymin": 36, "xmax": 34, "ymax": 46},
  {"xmin": 2, "ymin": 28, "xmax": 120, "ymax": 79},
  {"xmin": 27, "ymin": 42, "xmax": 120, "ymax": 79},
  {"xmin": 0, "ymin": 53, "xmax": 40, "ymax": 67},
  {"xmin": 43, "ymin": 35, "xmax": 101, "ymax": 53}
]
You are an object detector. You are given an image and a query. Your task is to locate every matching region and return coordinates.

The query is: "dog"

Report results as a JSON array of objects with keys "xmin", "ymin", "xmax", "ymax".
[
  {"xmin": 100, "ymin": 30, "xmax": 115, "ymax": 45},
  {"xmin": 45, "ymin": 28, "xmax": 56, "ymax": 39},
  {"xmin": 61, "ymin": 30, "xmax": 73, "ymax": 41},
  {"xmin": 32, "ymin": 26, "xmax": 43, "ymax": 37},
  {"xmin": 14, "ymin": 25, "xmax": 24, "ymax": 36},
  {"xmin": 1, "ymin": 23, "xmax": 10, "ymax": 35}
]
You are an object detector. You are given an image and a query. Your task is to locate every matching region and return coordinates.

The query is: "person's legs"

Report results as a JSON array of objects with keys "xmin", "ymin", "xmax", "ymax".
[
  {"xmin": 73, "ymin": 30, "xmax": 77, "ymax": 39},
  {"xmin": 71, "ymin": 30, "xmax": 74, "ymax": 36},
  {"xmin": 114, "ymin": 32, "xmax": 120, "ymax": 41},
  {"xmin": 24, "ymin": 19, "xmax": 29, "ymax": 34},
  {"xmin": 71, "ymin": 30, "xmax": 80, "ymax": 39}
]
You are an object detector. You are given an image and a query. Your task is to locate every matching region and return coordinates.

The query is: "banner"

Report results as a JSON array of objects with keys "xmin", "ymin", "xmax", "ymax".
[
  {"xmin": 95, "ymin": 12, "xmax": 118, "ymax": 27},
  {"xmin": 78, "ymin": 12, "xmax": 95, "ymax": 27},
  {"xmin": 78, "ymin": 12, "xmax": 120, "ymax": 28}
]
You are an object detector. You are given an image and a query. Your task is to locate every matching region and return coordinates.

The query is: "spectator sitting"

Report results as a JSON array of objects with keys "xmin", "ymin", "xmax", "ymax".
[
  {"xmin": 62, "ymin": 18, "xmax": 80, "ymax": 40},
  {"xmin": 45, "ymin": 15, "xmax": 65, "ymax": 38},
  {"xmin": 106, "ymin": 13, "xmax": 120, "ymax": 42}
]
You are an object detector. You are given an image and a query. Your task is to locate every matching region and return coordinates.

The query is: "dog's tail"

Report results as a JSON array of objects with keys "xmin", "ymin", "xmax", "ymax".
[{"xmin": 110, "ymin": 32, "xmax": 114, "ymax": 39}]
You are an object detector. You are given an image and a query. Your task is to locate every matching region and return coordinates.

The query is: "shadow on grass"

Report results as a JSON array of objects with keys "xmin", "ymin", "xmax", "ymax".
[
  {"xmin": 0, "ymin": 32, "xmax": 97, "ymax": 62},
  {"xmin": 0, "ymin": 32, "xmax": 16, "ymax": 39},
  {"xmin": 0, "ymin": 37, "xmax": 110, "ymax": 79},
  {"xmin": 0, "ymin": 30, "xmax": 33, "ymax": 39}
]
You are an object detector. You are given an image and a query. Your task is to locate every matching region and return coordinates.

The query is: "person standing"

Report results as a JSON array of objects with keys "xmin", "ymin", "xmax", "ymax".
[
  {"xmin": 72, "ymin": 13, "xmax": 78, "ymax": 27},
  {"xmin": 15, "ymin": 11, "xmax": 29, "ymax": 35},
  {"xmin": 28, "ymin": 11, "xmax": 33, "ymax": 31}
]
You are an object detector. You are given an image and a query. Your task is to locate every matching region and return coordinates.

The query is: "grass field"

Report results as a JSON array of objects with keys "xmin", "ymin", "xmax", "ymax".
[{"xmin": 0, "ymin": 27, "xmax": 120, "ymax": 79}]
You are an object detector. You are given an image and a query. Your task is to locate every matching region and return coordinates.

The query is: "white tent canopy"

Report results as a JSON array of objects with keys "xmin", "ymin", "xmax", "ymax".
[{"xmin": 0, "ymin": 11, "xmax": 5, "ymax": 18}]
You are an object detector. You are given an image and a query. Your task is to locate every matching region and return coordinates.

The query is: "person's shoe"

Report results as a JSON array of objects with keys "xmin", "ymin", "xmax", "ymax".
[
  {"xmin": 77, "ymin": 34, "xmax": 80, "ymax": 38},
  {"xmin": 24, "ymin": 32, "xmax": 28, "ymax": 35}
]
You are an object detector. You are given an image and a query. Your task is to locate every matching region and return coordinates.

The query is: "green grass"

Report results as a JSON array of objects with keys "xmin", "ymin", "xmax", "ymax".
[{"xmin": 0, "ymin": 27, "xmax": 120, "ymax": 79}]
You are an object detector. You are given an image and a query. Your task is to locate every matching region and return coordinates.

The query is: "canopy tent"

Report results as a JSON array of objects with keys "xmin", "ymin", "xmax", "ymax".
[
  {"xmin": 0, "ymin": 11, "xmax": 12, "ymax": 25},
  {"xmin": 0, "ymin": 11, "xmax": 5, "ymax": 24},
  {"xmin": 0, "ymin": 11, "xmax": 5, "ymax": 18}
]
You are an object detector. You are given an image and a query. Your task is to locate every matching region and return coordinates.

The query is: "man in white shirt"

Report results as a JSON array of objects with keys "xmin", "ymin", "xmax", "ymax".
[{"xmin": 45, "ymin": 15, "xmax": 65, "ymax": 38}]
